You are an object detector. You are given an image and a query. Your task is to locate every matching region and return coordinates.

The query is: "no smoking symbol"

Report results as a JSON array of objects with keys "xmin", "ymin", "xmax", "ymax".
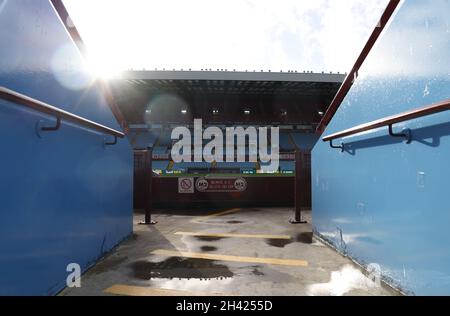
[{"xmin": 181, "ymin": 179, "xmax": 192, "ymax": 190}]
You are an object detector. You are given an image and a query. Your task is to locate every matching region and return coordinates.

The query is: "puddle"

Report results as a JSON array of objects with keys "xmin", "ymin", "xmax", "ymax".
[
  {"xmin": 251, "ymin": 267, "xmax": 265, "ymax": 276},
  {"xmin": 195, "ymin": 236, "xmax": 226, "ymax": 242},
  {"xmin": 307, "ymin": 264, "xmax": 381, "ymax": 296},
  {"xmin": 265, "ymin": 232, "xmax": 313, "ymax": 248},
  {"xmin": 201, "ymin": 246, "xmax": 218, "ymax": 252},
  {"xmin": 131, "ymin": 257, "xmax": 234, "ymax": 280},
  {"xmin": 265, "ymin": 239, "xmax": 293, "ymax": 248},
  {"xmin": 296, "ymin": 232, "xmax": 313, "ymax": 244},
  {"xmin": 227, "ymin": 221, "xmax": 244, "ymax": 224},
  {"xmin": 234, "ymin": 265, "xmax": 292, "ymax": 282}
]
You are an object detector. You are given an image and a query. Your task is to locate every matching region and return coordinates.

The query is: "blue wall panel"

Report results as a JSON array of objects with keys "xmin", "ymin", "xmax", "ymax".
[
  {"xmin": 312, "ymin": 0, "xmax": 450, "ymax": 295},
  {"xmin": 0, "ymin": 0, "xmax": 133, "ymax": 295}
]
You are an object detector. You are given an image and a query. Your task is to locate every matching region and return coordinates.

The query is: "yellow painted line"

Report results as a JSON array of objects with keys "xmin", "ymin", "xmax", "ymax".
[
  {"xmin": 152, "ymin": 249, "xmax": 308, "ymax": 267},
  {"xmin": 105, "ymin": 284, "xmax": 227, "ymax": 297},
  {"xmin": 175, "ymin": 231, "xmax": 292, "ymax": 240},
  {"xmin": 191, "ymin": 208, "xmax": 241, "ymax": 223}
]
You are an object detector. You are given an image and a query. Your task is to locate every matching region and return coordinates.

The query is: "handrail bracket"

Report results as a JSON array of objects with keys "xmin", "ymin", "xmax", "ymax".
[
  {"xmin": 104, "ymin": 135, "xmax": 118, "ymax": 146},
  {"xmin": 388, "ymin": 125, "xmax": 412, "ymax": 144},
  {"xmin": 329, "ymin": 139, "xmax": 345, "ymax": 152},
  {"xmin": 36, "ymin": 117, "xmax": 62, "ymax": 138},
  {"xmin": 41, "ymin": 116, "xmax": 61, "ymax": 132}
]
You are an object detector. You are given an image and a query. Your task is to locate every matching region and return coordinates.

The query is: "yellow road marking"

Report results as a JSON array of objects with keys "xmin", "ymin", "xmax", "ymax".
[
  {"xmin": 105, "ymin": 284, "xmax": 227, "ymax": 297},
  {"xmin": 152, "ymin": 249, "xmax": 308, "ymax": 267},
  {"xmin": 191, "ymin": 208, "xmax": 241, "ymax": 223},
  {"xmin": 175, "ymin": 231, "xmax": 292, "ymax": 240}
]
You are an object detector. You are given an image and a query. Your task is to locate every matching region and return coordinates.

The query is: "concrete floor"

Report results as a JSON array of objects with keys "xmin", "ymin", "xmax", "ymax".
[{"xmin": 62, "ymin": 208, "xmax": 399, "ymax": 296}]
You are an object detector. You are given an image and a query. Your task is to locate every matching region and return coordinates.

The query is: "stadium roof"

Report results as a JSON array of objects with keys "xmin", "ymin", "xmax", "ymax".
[
  {"xmin": 114, "ymin": 70, "xmax": 345, "ymax": 96},
  {"xmin": 112, "ymin": 70, "xmax": 344, "ymax": 96},
  {"xmin": 121, "ymin": 70, "xmax": 345, "ymax": 83},
  {"xmin": 109, "ymin": 70, "xmax": 345, "ymax": 125}
]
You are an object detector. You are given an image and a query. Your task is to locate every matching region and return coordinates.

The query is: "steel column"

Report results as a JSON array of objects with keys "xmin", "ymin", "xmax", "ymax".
[
  {"xmin": 290, "ymin": 150, "xmax": 307, "ymax": 224},
  {"xmin": 140, "ymin": 148, "xmax": 157, "ymax": 225}
]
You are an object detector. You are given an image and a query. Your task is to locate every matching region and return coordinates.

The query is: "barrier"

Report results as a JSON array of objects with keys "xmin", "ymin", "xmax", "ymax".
[{"xmin": 133, "ymin": 150, "xmax": 312, "ymax": 210}]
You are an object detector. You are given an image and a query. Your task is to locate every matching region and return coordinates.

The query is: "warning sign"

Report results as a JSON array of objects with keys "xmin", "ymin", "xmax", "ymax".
[
  {"xmin": 195, "ymin": 177, "xmax": 248, "ymax": 193},
  {"xmin": 178, "ymin": 177, "xmax": 194, "ymax": 194}
]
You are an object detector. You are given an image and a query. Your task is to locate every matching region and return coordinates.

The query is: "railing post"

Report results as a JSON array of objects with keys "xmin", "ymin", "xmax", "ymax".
[
  {"xmin": 140, "ymin": 147, "xmax": 157, "ymax": 225},
  {"xmin": 290, "ymin": 150, "xmax": 307, "ymax": 224}
]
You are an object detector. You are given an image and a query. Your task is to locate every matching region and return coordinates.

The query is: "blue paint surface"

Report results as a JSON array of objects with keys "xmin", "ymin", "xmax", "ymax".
[
  {"xmin": 312, "ymin": 0, "xmax": 450, "ymax": 295},
  {"xmin": 0, "ymin": 0, "xmax": 133, "ymax": 295}
]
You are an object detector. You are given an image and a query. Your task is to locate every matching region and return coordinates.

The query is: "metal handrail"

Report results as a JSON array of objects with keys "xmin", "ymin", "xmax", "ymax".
[
  {"xmin": 0, "ymin": 86, "xmax": 125, "ymax": 141},
  {"xmin": 316, "ymin": 0, "xmax": 401, "ymax": 134},
  {"xmin": 323, "ymin": 99, "xmax": 450, "ymax": 150}
]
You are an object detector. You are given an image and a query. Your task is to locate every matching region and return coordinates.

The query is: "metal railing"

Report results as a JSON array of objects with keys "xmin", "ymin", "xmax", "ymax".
[
  {"xmin": 0, "ymin": 86, "xmax": 125, "ymax": 144},
  {"xmin": 323, "ymin": 99, "xmax": 450, "ymax": 151},
  {"xmin": 316, "ymin": 0, "xmax": 401, "ymax": 134}
]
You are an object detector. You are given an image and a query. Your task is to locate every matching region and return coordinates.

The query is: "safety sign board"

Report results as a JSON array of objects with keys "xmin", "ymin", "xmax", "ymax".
[
  {"xmin": 195, "ymin": 177, "xmax": 247, "ymax": 193},
  {"xmin": 178, "ymin": 177, "xmax": 195, "ymax": 194}
]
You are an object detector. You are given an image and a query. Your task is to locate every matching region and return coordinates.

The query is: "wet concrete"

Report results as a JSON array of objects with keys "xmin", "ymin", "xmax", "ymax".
[
  {"xmin": 265, "ymin": 232, "xmax": 313, "ymax": 248},
  {"xmin": 296, "ymin": 232, "xmax": 313, "ymax": 244},
  {"xmin": 131, "ymin": 258, "xmax": 234, "ymax": 280},
  {"xmin": 93, "ymin": 256, "xmax": 128, "ymax": 275},
  {"xmin": 265, "ymin": 238, "xmax": 292, "ymax": 248},
  {"xmin": 61, "ymin": 208, "xmax": 401, "ymax": 296},
  {"xmin": 195, "ymin": 236, "xmax": 226, "ymax": 242},
  {"xmin": 227, "ymin": 220, "xmax": 244, "ymax": 224},
  {"xmin": 200, "ymin": 246, "xmax": 218, "ymax": 252},
  {"xmin": 251, "ymin": 266, "xmax": 265, "ymax": 276}
]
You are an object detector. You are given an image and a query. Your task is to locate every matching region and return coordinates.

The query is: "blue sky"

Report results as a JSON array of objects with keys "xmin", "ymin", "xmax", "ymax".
[{"xmin": 63, "ymin": 0, "xmax": 390, "ymax": 77}]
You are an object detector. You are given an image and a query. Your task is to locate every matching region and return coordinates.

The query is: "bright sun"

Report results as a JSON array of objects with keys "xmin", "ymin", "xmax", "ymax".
[{"xmin": 85, "ymin": 52, "xmax": 124, "ymax": 80}]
